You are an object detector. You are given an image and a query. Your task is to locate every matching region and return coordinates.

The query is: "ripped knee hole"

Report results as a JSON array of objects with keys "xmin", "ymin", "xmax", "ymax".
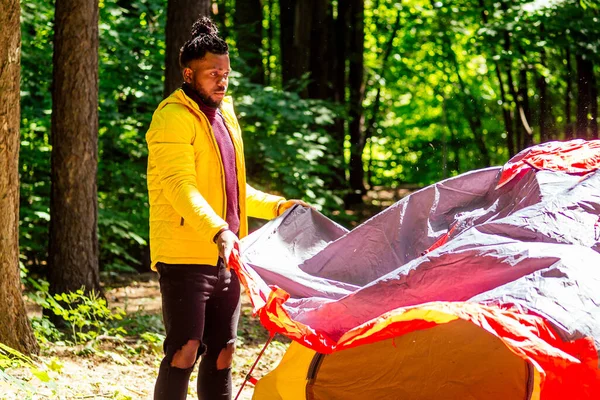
[
  {"xmin": 170, "ymin": 340, "xmax": 201, "ymax": 369},
  {"xmin": 216, "ymin": 342, "xmax": 236, "ymax": 370}
]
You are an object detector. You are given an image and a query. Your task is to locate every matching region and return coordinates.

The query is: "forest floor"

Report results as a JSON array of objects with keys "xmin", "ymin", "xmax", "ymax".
[
  {"xmin": 4, "ymin": 274, "xmax": 287, "ymax": 400},
  {"xmin": 2, "ymin": 187, "xmax": 416, "ymax": 400}
]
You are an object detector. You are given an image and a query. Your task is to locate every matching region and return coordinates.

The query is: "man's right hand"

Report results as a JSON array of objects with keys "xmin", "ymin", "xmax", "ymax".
[{"xmin": 216, "ymin": 229, "xmax": 239, "ymax": 266}]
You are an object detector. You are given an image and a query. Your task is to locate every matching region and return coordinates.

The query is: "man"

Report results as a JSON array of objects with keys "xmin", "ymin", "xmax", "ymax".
[{"xmin": 146, "ymin": 16, "xmax": 305, "ymax": 399}]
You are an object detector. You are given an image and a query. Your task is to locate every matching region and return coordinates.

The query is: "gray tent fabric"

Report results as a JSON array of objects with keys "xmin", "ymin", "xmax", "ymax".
[{"xmin": 240, "ymin": 166, "xmax": 600, "ymax": 360}]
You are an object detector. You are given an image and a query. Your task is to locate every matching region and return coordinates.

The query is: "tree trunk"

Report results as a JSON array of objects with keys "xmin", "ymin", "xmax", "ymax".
[
  {"xmin": 279, "ymin": 0, "xmax": 296, "ymax": 86},
  {"xmin": 576, "ymin": 54, "xmax": 593, "ymax": 139},
  {"xmin": 498, "ymin": 8, "xmax": 519, "ymax": 155},
  {"xmin": 565, "ymin": 47, "xmax": 574, "ymax": 140},
  {"xmin": 442, "ymin": 98, "xmax": 460, "ymax": 174},
  {"xmin": 308, "ymin": 0, "xmax": 332, "ymax": 100},
  {"xmin": 537, "ymin": 72, "xmax": 549, "ymax": 142},
  {"xmin": 537, "ymin": 48, "xmax": 551, "ymax": 143},
  {"xmin": 506, "ymin": 64, "xmax": 532, "ymax": 149},
  {"xmin": 495, "ymin": 63, "xmax": 515, "ymax": 157},
  {"xmin": 519, "ymin": 67, "xmax": 534, "ymax": 148},
  {"xmin": 164, "ymin": 0, "xmax": 211, "ymax": 97},
  {"xmin": 321, "ymin": 1, "xmax": 350, "ymax": 190},
  {"xmin": 235, "ymin": 0, "xmax": 264, "ymax": 84},
  {"xmin": 49, "ymin": 0, "xmax": 102, "ymax": 297},
  {"xmin": 265, "ymin": 0, "xmax": 274, "ymax": 84},
  {"xmin": 454, "ymin": 59, "xmax": 490, "ymax": 166},
  {"xmin": 347, "ymin": 0, "xmax": 366, "ymax": 201},
  {"xmin": 333, "ymin": 1, "xmax": 350, "ymax": 106},
  {"xmin": 0, "ymin": 0, "xmax": 39, "ymax": 355},
  {"xmin": 279, "ymin": 0, "xmax": 311, "ymax": 95},
  {"xmin": 590, "ymin": 67, "xmax": 598, "ymax": 139}
]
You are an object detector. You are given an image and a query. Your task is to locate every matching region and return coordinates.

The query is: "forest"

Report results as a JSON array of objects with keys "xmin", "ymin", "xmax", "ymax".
[{"xmin": 1, "ymin": 0, "xmax": 599, "ymax": 397}]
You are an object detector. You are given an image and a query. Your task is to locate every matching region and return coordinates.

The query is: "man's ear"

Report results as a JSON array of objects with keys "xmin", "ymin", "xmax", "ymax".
[{"xmin": 183, "ymin": 67, "xmax": 193, "ymax": 84}]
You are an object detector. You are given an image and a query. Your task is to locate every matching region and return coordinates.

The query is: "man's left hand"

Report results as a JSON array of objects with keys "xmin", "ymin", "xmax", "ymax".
[{"xmin": 277, "ymin": 199, "xmax": 311, "ymax": 216}]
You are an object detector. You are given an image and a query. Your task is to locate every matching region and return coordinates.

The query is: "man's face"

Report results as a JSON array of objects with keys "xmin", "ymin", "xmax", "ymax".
[{"xmin": 183, "ymin": 52, "xmax": 231, "ymax": 108}]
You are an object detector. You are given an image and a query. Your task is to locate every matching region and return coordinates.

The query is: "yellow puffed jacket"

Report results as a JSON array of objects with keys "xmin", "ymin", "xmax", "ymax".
[{"xmin": 146, "ymin": 89, "xmax": 284, "ymax": 269}]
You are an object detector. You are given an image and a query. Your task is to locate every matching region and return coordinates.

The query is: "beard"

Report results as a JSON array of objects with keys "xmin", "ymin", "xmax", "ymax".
[{"xmin": 190, "ymin": 83, "xmax": 224, "ymax": 108}]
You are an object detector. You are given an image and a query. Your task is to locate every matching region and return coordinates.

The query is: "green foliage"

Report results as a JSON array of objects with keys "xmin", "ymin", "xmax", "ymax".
[
  {"xmin": 30, "ymin": 317, "xmax": 64, "ymax": 345},
  {"xmin": 18, "ymin": 0, "xmax": 600, "ymax": 274},
  {"xmin": 137, "ymin": 332, "xmax": 165, "ymax": 355},
  {"xmin": 360, "ymin": 0, "xmax": 599, "ymax": 187},
  {"xmin": 28, "ymin": 280, "xmax": 126, "ymax": 345},
  {"xmin": 230, "ymin": 73, "xmax": 346, "ymax": 211},
  {"xmin": 113, "ymin": 310, "xmax": 164, "ymax": 337},
  {"xmin": 19, "ymin": 0, "xmax": 54, "ymax": 268},
  {"xmin": 0, "ymin": 342, "xmax": 61, "ymax": 398},
  {"xmin": 96, "ymin": 0, "xmax": 166, "ymax": 271}
]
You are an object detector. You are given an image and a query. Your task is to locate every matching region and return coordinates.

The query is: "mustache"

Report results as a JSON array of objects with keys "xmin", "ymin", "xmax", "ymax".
[{"xmin": 215, "ymin": 86, "xmax": 227, "ymax": 92}]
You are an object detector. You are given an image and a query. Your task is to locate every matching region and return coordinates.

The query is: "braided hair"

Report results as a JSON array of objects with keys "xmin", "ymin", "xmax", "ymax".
[{"xmin": 179, "ymin": 17, "xmax": 228, "ymax": 68}]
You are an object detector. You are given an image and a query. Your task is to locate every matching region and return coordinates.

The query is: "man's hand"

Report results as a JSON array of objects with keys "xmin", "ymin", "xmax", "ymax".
[
  {"xmin": 277, "ymin": 199, "xmax": 311, "ymax": 216},
  {"xmin": 216, "ymin": 229, "xmax": 239, "ymax": 266}
]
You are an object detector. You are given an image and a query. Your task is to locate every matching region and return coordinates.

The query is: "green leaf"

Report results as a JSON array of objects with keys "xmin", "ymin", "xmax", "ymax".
[{"xmin": 30, "ymin": 368, "xmax": 51, "ymax": 383}]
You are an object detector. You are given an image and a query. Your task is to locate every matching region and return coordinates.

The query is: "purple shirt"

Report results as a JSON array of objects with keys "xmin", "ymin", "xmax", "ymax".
[{"xmin": 182, "ymin": 84, "xmax": 240, "ymax": 236}]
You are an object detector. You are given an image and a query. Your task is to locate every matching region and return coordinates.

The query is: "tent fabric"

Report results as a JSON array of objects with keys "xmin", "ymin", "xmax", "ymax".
[
  {"xmin": 496, "ymin": 138, "xmax": 600, "ymax": 188},
  {"xmin": 230, "ymin": 140, "xmax": 600, "ymax": 399},
  {"xmin": 306, "ymin": 319, "xmax": 532, "ymax": 400}
]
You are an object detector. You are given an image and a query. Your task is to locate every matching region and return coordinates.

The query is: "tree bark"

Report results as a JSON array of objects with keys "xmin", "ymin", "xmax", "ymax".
[
  {"xmin": 506, "ymin": 63, "xmax": 533, "ymax": 150},
  {"xmin": 279, "ymin": 0, "xmax": 296, "ymax": 86},
  {"xmin": 265, "ymin": 0, "xmax": 274, "ymax": 84},
  {"xmin": 164, "ymin": 0, "xmax": 211, "ymax": 97},
  {"xmin": 495, "ymin": 63, "xmax": 515, "ymax": 157},
  {"xmin": 537, "ymin": 48, "xmax": 551, "ymax": 143},
  {"xmin": 330, "ymin": 0, "xmax": 351, "ymax": 189},
  {"xmin": 279, "ymin": 0, "xmax": 311, "ymax": 95},
  {"xmin": 235, "ymin": 0, "xmax": 264, "ymax": 84},
  {"xmin": 0, "ymin": 0, "xmax": 39, "ymax": 355},
  {"xmin": 347, "ymin": 0, "xmax": 366, "ymax": 200},
  {"xmin": 49, "ymin": 0, "xmax": 102, "ymax": 297},
  {"xmin": 519, "ymin": 67, "xmax": 533, "ymax": 148},
  {"xmin": 565, "ymin": 47, "xmax": 574, "ymax": 139},
  {"xmin": 590, "ymin": 66, "xmax": 598, "ymax": 139},
  {"xmin": 442, "ymin": 98, "xmax": 460, "ymax": 174},
  {"xmin": 498, "ymin": 5, "xmax": 518, "ymax": 156},
  {"xmin": 333, "ymin": 1, "xmax": 350, "ymax": 106},
  {"xmin": 308, "ymin": 0, "xmax": 332, "ymax": 100},
  {"xmin": 576, "ymin": 54, "xmax": 593, "ymax": 139}
]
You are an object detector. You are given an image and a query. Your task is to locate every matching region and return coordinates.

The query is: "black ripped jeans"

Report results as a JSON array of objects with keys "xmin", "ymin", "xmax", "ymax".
[{"xmin": 154, "ymin": 261, "xmax": 241, "ymax": 400}]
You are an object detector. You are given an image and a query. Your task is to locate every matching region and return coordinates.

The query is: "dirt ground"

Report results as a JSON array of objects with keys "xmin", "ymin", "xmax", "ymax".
[{"xmin": 2, "ymin": 274, "xmax": 289, "ymax": 400}]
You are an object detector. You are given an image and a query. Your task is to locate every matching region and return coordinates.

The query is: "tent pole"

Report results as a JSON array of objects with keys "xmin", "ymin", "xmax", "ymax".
[{"xmin": 234, "ymin": 333, "xmax": 275, "ymax": 400}]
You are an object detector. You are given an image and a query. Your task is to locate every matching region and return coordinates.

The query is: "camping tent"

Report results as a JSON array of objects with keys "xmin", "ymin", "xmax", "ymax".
[{"xmin": 231, "ymin": 140, "xmax": 600, "ymax": 400}]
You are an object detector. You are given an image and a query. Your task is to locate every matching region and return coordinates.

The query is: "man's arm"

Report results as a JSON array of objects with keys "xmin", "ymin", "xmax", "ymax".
[
  {"xmin": 245, "ymin": 183, "xmax": 285, "ymax": 219},
  {"xmin": 147, "ymin": 107, "xmax": 228, "ymax": 242},
  {"xmin": 246, "ymin": 183, "xmax": 309, "ymax": 218}
]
